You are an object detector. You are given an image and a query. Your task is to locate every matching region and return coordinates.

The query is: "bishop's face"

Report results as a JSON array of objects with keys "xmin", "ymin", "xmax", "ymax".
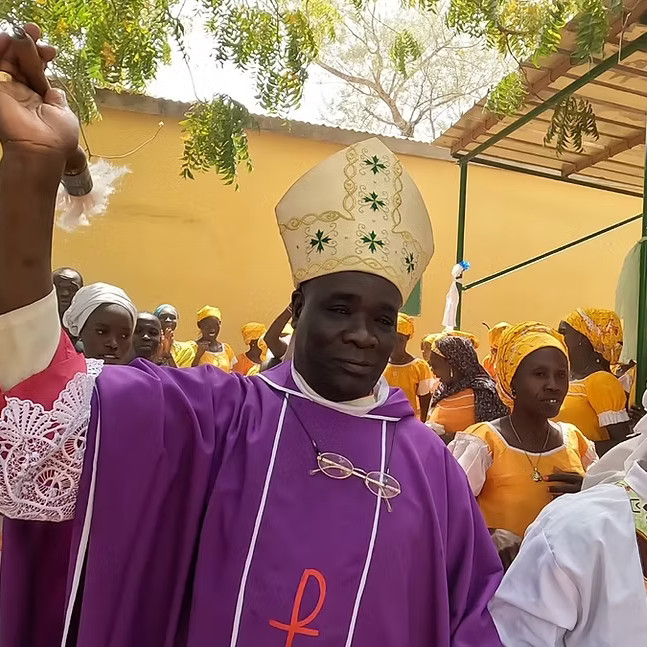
[{"xmin": 292, "ymin": 271, "xmax": 401, "ymax": 402}]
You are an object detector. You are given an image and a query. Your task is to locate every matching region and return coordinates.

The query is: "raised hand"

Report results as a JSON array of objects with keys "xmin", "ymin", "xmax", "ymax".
[{"xmin": 0, "ymin": 25, "xmax": 78, "ymax": 160}]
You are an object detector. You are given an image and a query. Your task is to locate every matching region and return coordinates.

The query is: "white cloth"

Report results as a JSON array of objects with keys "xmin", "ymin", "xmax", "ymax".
[
  {"xmin": 417, "ymin": 378, "xmax": 432, "ymax": 397},
  {"xmin": 448, "ymin": 432, "xmax": 491, "ymax": 496},
  {"xmin": 62, "ymin": 282, "xmax": 137, "ymax": 337},
  {"xmin": 0, "ymin": 290, "xmax": 61, "ymax": 391},
  {"xmin": 490, "ymin": 461, "xmax": 647, "ymax": 646},
  {"xmin": 442, "ymin": 263, "xmax": 466, "ymax": 329},
  {"xmin": 291, "ymin": 363, "xmax": 390, "ymax": 417}
]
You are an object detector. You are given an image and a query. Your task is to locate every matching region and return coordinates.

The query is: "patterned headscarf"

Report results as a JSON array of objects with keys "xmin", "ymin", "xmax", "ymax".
[
  {"xmin": 487, "ymin": 322, "xmax": 510, "ymax": 353},
  {"xmin": 154, "ymin": 304, "xmax": 177, "ymax": 319},
  {"xmin": 241, "ymin": 322, "xmax": 268, "ymax": 356},
  {"xmin": 241, "ymin": 322, "xmax": 267, "ymax": 345},
  {"xmin": 565, "ymin": 308, "xmax": 623, "ymax": 365},
  {"xmin": 423, "ymin": 329, "xmax": 480, "ymax": 349},
  {"xmin": 397, "ymin": 313, "xmax": 415, "ymax": 337},
  {"xmin": 430, "ymin": 334, "xmax": 509, "ymax": 422},
  {"xmin": 496, "ymin": 322, "xmax": 568, "ymax": 409}
]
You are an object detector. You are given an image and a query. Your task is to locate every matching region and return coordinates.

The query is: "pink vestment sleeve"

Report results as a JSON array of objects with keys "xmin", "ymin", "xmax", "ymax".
[{"xmin": 0, "ymin": 331, "xmax": 87, "ymax": 409}]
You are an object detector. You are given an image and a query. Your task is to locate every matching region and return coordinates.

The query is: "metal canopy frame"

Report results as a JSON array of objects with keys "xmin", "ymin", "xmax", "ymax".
[{"xmin": 451, "ymin": 28, "xmax": 647, "ymax": 398}]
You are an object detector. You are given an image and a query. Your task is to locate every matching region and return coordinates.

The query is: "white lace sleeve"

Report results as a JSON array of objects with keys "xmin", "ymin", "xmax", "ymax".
[
  {"xmin": 448, "ymin": 433, "xmax": 492, "ymax": 496},
  {"xmin": 0, "ymin": 359, "xmax": 102, "ymax": 522}
]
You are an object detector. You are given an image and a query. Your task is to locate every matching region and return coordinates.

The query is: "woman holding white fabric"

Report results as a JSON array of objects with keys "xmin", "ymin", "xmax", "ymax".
[{"xmin": 62, "ymin": 282, "xmax": 137, "ymax": 364}]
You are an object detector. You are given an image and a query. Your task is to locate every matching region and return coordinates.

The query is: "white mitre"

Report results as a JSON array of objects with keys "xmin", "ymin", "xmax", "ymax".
[{"xmin": 275, "ymin": 138, "xmax": 434, "ymax": 300}]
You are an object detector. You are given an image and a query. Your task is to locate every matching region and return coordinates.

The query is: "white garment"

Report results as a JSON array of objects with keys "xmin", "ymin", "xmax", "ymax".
[
  {"xmin": 490, "ymin": 461, "xmax": 647, "ymax": 646},
  {"xmin": 291, "ymin": 362, "xmax": 390, "ymax": 416},
  {"xmin": 0, "ymin": 290, "xmax": 61, "ymax": 391}
]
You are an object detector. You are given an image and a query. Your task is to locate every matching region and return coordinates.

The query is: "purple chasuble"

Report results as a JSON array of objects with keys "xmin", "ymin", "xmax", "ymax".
[{"xmin": 1, "ymin": 360, "xmax": 503, "ymax": 646}]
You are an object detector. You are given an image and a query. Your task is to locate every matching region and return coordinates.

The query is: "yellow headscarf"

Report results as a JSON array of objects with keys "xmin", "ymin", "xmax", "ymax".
[
  {"xmin": 487, "ymin": 322, "xmax": 510, "ymax": 352},
  {"xmin": 496, "ymin": 322, "xmax": 568, "ymax": 409},
  {"xmin": 564, "ymin": 308, "xmax": 623, "ymax": 365},
  {"xmin": 197, "ymin": 305, "xmax": 222, "ymax": 323},
  {"xmin": 424, "ymin": 329, "xmax": 479, "ymax": 355},
  {"xmin": 397, "ymin": 313, "xmax": 415, "ymax": 337},
  {"xmin": 241, "ymin": 321, "xmax": 268, "ymax": 356},
  {"xmin": 241, "ymin": 322, "xmax": 267, "ymax": 345}
]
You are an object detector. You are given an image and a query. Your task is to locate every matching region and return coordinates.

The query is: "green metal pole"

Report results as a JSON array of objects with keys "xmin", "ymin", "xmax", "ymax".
[
  {"xmin": 636, "ymin": 130, "xmax": 647, "ymax": 405},
  {"xmin": 455, "ymin": 161, "xmax": 468, "ymax": 328},
  {"xmin": 463, "ymin": 213, "xmax": 642, "ymax": 291},
  {"xmin": 460, "ymin": 32, "xmax": 647, "ymax": 163},
  {"xmin": 466, "ymin": 156, "xmax": 642, "ymax": 199}
]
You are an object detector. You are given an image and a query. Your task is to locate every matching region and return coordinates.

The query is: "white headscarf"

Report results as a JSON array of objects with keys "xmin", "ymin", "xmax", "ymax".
[
  {"xmin": 62, "ymin": 282, "xmax": 137, "ymax": 337},
  {"xmin": 583, "ymin": 390, "xmax": 647, "ymax": 489}
]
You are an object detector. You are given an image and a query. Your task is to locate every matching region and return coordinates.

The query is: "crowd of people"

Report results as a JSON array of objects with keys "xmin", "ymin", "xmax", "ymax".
[{"xmin": 2, "ymin": 22, "xmax": 647, "ymax": 647}]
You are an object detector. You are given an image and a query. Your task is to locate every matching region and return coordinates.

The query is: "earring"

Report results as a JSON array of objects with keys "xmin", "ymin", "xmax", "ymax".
[
  {"xmin": 449, "ymin": 368, "xmax": 454, "ymax": 379},
  {"xmin": 511, "ymin": 387, "xmax": 517, "ymax": 398}
]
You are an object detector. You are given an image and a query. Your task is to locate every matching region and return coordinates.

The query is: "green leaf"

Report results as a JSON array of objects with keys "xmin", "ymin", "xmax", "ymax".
[
  {"xmin": 389, "ymin": 29, "xmax": 423, "ymax": 77},
  {"xmin": 544, "ymin": 95, "xmax": 599, "ymax": 155},
  {"xmin": 485, "ymin": 70, "xmax": 526, "ymax": 117},
  {"xmin": 180, "ymin": 97, "xmax": 256, "ymax": 188}
]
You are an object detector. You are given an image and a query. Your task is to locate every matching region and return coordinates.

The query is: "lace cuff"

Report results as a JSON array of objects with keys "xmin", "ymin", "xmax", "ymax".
[
  {"xmin": 598, "ymin": 410, "xmax": 630, "ymax": 427},
  {"xmin": 0, "ymin": 359, "xmax": 102, "ymax": 521}
]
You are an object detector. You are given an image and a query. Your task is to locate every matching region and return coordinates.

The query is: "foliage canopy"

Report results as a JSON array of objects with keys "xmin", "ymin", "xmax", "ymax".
[{"xmin": 1, "ymin": 0, "xmax": 623, "ymax": 183}]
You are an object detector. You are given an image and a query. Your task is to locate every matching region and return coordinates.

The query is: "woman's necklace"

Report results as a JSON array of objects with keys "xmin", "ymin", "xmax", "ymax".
[{"xmin": 508, "ymin": 416, "xmax": 551, "ymax": 483}]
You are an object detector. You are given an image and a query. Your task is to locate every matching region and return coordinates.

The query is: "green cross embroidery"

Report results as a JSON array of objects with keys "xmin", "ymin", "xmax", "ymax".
[
  {"xmin": 309, "ymin": 229, "xmax": 332, "ymax": 253},
  {"xmin": 361, "ymin": 231, "xmax": 385, "ymax": 253},
  {"xmin": 362, "ymin": 192, "xmax": 386, "ymax": 212},
  {"xmin": 405, "ymin": 253, "xmax": 416, "ymax": 273},
  {"xmin": 363, "ymin": 155, "xmax": 387, "ymax": 175}
]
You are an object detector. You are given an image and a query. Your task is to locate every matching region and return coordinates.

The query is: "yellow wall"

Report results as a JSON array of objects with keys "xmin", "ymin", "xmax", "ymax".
[{"xmin": 53, "ymin": 107, "xmax": 641, "ymax": 355}]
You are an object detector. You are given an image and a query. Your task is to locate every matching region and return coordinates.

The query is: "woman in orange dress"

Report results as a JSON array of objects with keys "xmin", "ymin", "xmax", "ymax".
[
  {"xmin": 427, "ymin": 333, "xmax": 508, "ymax": 442},
  {"xmin": 450, "ymin": 322, "xmax": 598, "ymax": 539},
  {"xmin": 234, "ymin": 322, "xmax": 267, "ymax": 376},
  {"xmin": 555, "ymin": 308, "xmax": 630, "ymax": 455},
  {"xmin": 384, "ymin": 314, "xmax": 433, "ymax": 420}
]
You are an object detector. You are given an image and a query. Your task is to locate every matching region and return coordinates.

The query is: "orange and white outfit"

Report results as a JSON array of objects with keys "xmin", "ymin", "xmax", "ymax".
[
  {"xmin": 450, "ymin": 322, "xmax": 597, "ymax": 536},
  {"xmin": 384, "ymin": 359, "xmax": 432, "ymax": 416},
  {"xmin": 384, "ymin": 314, "xmax": 432, "ymax": 416},
  {"xmin": 555, "ymin": 371, "xmax": 629, "ymax": 442},
  {"xmin": 234, "ymin": 322, "xmax": 267, "ymax": 376},
  {"xmin": 556, "ymin": 308, "xmax": 629, "ymax": 442},
  {"xmin": 427, "ymin": 389, "xmax": 477, "ymax": 435},
  {"xmin": 451, "ymin": 421, "xmax": 596, "ymax": 537}
]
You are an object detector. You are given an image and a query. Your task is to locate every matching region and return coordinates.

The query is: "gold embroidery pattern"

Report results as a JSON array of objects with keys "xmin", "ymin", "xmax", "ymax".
[
  {"xmin": 293, "ymin": 255, "xmax": 400, "ymax": 282},
  {"xmin": 279, "ymin": 210, "xmax": 351, "ymax": 233},
  {"xmin": 343, "ymin": 145, "xmax": 359, "ymax": 217}
]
